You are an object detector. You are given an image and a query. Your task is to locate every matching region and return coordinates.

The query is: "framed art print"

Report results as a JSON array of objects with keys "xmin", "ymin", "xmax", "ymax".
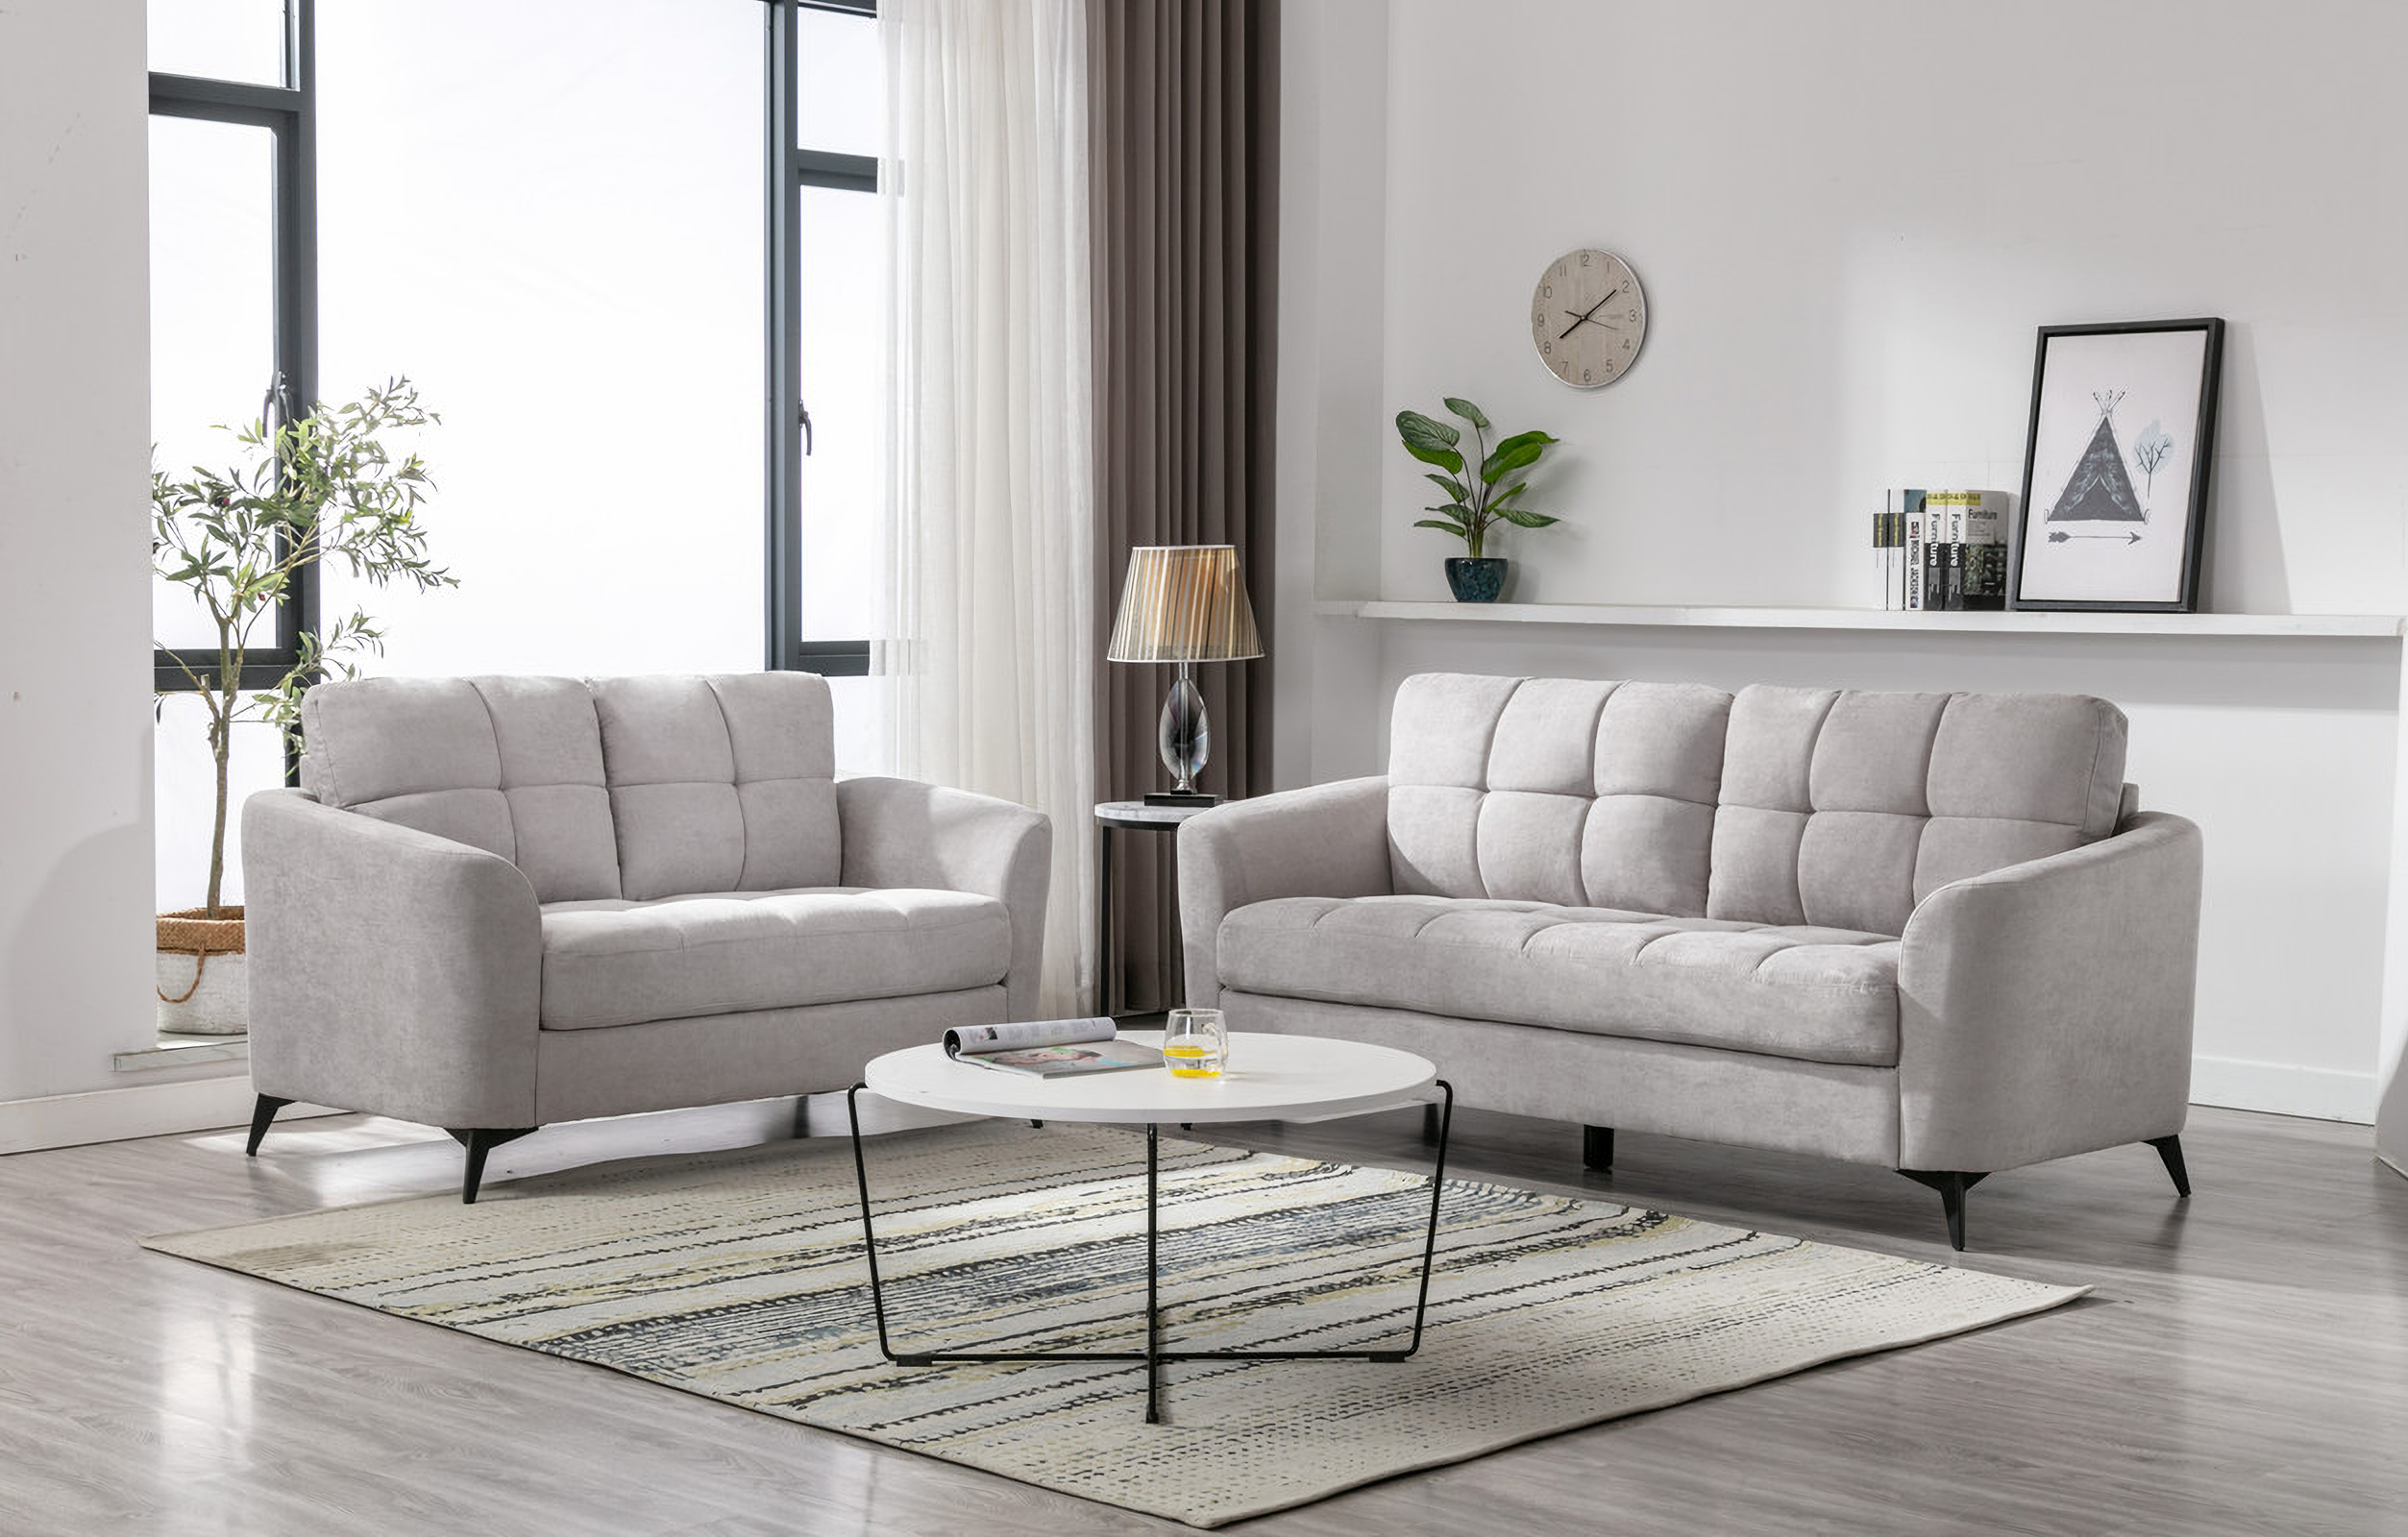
[{"xmin": 2010, "ymin": 318, "xmax": 2224, "ymax": 612}]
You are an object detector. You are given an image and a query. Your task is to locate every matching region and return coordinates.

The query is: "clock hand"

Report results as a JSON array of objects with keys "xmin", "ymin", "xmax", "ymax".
[{"xmin": 1556, "ymin": 285, "xmax": 1627, "ymax": 339}]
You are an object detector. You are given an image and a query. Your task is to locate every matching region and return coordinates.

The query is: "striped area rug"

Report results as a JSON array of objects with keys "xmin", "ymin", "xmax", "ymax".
[{"xmin": 144, "ymin": 1121, "xmax": 2083, "ymax": 1528}]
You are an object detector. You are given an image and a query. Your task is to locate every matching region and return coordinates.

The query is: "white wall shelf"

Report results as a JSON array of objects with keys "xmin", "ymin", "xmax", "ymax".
[{"xmin": 1313, "ymin": 600, "xmax": 2404, "ymax": 641}]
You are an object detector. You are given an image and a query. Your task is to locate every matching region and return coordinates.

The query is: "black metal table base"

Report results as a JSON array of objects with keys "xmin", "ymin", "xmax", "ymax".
[{"xmin": 846, "ymin": 1081, "xmax": 1456, "ymax": 1424}]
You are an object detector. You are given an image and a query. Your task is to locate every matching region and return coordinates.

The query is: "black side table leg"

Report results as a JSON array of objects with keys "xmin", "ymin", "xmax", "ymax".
[{"xmin": 1097, "ymin": 822, "xmax": 1116, "ymax": 1019}]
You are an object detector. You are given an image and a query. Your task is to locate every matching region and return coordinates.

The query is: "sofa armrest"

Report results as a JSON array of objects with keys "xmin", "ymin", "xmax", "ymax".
[
  {"xmin": 836, "ymin": 776, "xmax": 1052, "ymax": 1021},
  {"xmin": 242, "ymin": 787, "xmax": 542, "ymax": 1128},
  {"xmin": 1177, "ymin": 776, "xmax": 1394, "ymax": 1008},
  {"xmin": 1896, "ymin": 810, "xmax": 2203, "ymax": 1172}
]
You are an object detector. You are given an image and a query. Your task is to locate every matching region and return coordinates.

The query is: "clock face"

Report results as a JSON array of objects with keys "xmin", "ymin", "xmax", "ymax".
[{"xmin": 1531, "ymin": 248, "xmax": 1647, "ymax": 388}]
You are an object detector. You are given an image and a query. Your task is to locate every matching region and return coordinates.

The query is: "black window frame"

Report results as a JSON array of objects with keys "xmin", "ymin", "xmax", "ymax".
[
  {"xmin": 148, "ymin": 0, "xmax": 319, "ymax": 695},
  {"xmin": 765, "ymin": 0, "xmax": 879, "ymax": 677}
]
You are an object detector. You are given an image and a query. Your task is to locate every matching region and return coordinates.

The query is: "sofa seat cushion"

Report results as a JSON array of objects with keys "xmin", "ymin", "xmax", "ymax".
[
  {"xmin": 538, "ymin": 887, "xmax": 1012, "ymax": 1031},
  {"xmin": 1217, "ymin": 895, "xmax": 1901, "ymax": 1066}
]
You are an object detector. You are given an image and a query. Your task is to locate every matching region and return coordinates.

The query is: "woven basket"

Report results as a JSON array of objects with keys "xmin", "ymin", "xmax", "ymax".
[
  {"xmin": 157, "ymin": 908, "xmax": 247, "ymax": 1032},
  {"xmin": 157, "ymin": 907, "xmax": 246, "ymax": 962}
]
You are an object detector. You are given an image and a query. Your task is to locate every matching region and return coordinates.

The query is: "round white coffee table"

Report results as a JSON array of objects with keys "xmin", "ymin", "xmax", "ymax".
[{"xmin": 848, "ymin": 1032, "xmax": 1454, "ymax": 1423}]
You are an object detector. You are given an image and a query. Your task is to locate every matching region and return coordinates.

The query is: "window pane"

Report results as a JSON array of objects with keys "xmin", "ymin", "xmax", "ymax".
[
  {"xmin": 148, "ymin": 0, "xmax": 287, "ymax": 85},
  {"xmin": 150, "ymin": 114, "xmax": 277, "ymax": 653},
  {"xmin": 315, "ymin": 0, "xmax": 765, "ymax": 676},
  {"xmin": 155, "ymin": 697, "xmax": 284, "ymax": 912},
  {"xmin": 798, "ymin": 7, "xmax": 884, "ymax": 158},
  {"xmin": 798, "ymin": 183, "xmax": 887, "ymax": 643}
]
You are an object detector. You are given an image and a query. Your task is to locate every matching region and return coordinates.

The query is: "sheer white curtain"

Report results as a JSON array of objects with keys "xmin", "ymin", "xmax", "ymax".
[{"xmin": 881, "ymin": 0, "xmax": 1096, "ymax": 1016}]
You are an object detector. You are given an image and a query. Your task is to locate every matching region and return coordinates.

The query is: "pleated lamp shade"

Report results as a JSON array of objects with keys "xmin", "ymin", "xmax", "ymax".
[{"xmin": 1105, "ymin": 545, "xmax": 1264, "ymax": 663}]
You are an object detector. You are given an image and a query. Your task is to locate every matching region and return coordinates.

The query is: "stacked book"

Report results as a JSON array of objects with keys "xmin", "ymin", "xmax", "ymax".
[{"xmin": 1873, "ymin": 489, "xmax": 2009, "ymax": 611}]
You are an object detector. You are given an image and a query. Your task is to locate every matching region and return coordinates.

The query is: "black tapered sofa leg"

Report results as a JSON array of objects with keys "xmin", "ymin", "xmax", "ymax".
[
  {"xmin": 1583, "ymin": 1125, "xmax": 1615, "ymax": 1173},
  {"xmin": 2147, "ymin": 1134, "xmax": 2192, "ymax": 1197},
  {"xmin": 447, "ymin": 1127, "xmax": 537, "ymax": 1204},
  {"xmin": 1899, "ymin": 1169, "xmax": 1990, "ymax": 1252},
  {"xmin": 245, "ymin": 1095, "xmax": 293, "ymax": 1157}
]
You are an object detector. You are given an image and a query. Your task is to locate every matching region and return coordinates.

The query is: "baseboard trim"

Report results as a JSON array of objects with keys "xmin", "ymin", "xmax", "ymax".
[
  {"xmin": 0, "ymin": 1076, "xmax": 339, "ymax": 1155},
  {"xmin": 2191, "ymin": 1055, "xmax": 2375, "ymax": 1125}
]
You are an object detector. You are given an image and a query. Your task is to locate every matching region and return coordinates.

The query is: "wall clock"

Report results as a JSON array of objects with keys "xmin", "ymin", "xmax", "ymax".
[{"xmin": 1531, "ymin": 248, "xmax": 1647, "ymax": 388}]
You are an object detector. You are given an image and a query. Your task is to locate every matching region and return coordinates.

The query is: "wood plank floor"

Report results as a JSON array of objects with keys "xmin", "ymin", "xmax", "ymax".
[{"xmin": 1, "ymin": 1096, "xmax": 2403, "ymax": 1537}]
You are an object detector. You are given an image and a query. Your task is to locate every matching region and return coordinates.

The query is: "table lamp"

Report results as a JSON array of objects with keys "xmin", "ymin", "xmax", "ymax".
[{"xmin": 1105, "ymin": 544, "xmax": 1263, "ymax": 806}]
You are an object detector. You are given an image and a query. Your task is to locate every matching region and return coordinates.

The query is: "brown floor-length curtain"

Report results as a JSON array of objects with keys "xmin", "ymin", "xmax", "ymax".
[{"xmin": 1089, "ymin": 0, "xmax": 1280, "ymax": 1014}]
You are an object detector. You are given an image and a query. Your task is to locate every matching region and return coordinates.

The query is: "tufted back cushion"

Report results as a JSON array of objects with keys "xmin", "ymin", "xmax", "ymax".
[
  {"xmin": 592, "ymin": 672, "xmax": 840, "ymax": 900},
  {"xmin": 298, "ymin": 672, "xmax": 842, "ymax": 904},
  {"xmin": 299, "ymin": 674, "xmax": 621, "ymax": 902},
  {"xmin": 1386, "ymin": 673, "xmax": 2128, "ymax": 934}
]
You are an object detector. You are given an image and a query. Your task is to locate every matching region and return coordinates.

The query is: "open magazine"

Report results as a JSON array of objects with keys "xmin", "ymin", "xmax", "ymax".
[{"xmin": 942, "ymin": 1016, "xmax": 1164, "ymax": 1078}]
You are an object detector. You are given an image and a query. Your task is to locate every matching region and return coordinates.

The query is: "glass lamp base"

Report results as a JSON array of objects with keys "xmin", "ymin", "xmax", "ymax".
[{"xmin": 1156, "ymin": 666, "xmax": 1212, "ymax": 799}]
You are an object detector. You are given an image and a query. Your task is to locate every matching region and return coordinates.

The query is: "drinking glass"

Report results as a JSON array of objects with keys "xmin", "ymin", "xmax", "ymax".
[{"xmin": 1162, "ymin": 1008, "xmax": 1228, "ymax": 1078}]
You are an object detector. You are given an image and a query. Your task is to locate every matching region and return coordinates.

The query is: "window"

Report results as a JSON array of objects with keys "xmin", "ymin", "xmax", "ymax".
[
  {"xmin": 772, "ymin": 0, "xmax": 889, "ymax": 769},
  {"xmin": 311, "ymin": 0, "xmax": 767, "ymax": 678},
  {"xmin": 147, "ymin": 0, "xmax": 315, "ymax": 913},
  {"xmin": 770, "ymin": 1, "xmax": 883, "ymax": 662}
]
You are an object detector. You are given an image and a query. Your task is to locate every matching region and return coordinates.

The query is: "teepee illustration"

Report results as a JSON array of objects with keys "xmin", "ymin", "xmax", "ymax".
[{"xmin": 2047, "ymin": 390, "xmax": 2148, "ymax": 523}]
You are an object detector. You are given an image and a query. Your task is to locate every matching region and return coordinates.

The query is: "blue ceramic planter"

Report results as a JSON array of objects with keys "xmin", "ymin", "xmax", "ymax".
[{"xmin": 1444, "ymin": 556, "xmax": 1507, "ymax": 602}]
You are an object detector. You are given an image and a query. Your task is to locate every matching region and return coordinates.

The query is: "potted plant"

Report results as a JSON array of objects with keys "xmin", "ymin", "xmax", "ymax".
[
  {"xmin": 1395, "ymin": 397, "xmax": 1561, "ymax": 601},
  {"xmin": 151, "ymin": 377, "xmax": 455, "ymax": 1034}
]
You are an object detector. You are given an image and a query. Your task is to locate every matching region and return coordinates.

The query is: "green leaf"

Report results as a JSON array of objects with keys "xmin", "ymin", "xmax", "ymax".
[
  {"xmin": 1396, "ymin": 409, "xmax": 1460, "ymax": 451},
  {"xmin": 1493, "ymin": 428, "xmax": 1557, "ymax": 452},
  {"xmin": 1423, "ymin": 472, "xmax": 1469, "ymax": 501},
  {"xmin": 1395, "ymin": 409, "xmax": 1464, "ymax": 473},
  {"xmin": 1440, "ymin": 397, "xmax": 1490, "ymax": 431},
  {"xmin": 1493, "ymin": 505, "xmax": 1562, "ymax": 528},
  {"xmin": 1412, "ymin": 519, "xmax": 1471, "ymax": 538},
  {"xmin": 1480, "ymin": 431, "xmax": 1557, "ymax": 484}
]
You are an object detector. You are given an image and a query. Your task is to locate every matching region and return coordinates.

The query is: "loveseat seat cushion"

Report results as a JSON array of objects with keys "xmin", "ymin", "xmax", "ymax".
[
  {"xmin": 537, "ymin": 887, "xmax": 1012, "ymax": 1031},
  {"xmin": 1216, "ymin": 894, "xmax": 1901, "ymax": 1066}
]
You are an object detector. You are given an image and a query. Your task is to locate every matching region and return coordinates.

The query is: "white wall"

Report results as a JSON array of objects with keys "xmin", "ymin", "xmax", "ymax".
[
  {"xmin": 0, "ymin": 1, "xmax": 161, "ymax": 1103},
  {"xmin": 1276, "ymin": 0, "xmax": 2408, "ymax": 1126},
  {"xmin": 1270, "ymin": 0, "xmax": 1388, "ymax": 789}
]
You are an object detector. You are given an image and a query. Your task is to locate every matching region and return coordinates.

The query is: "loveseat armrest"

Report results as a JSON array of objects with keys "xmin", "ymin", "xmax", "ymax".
[
  {"xmin": 1896, "ymin": 810, "xmax": 2203, "ymax": 1173},
  {"xmin": 1177, "ymin": 776, "xmax": 1394, "ymax": 1008},
  {"xmin": 243, "ymin": 787, "xmax": 542, "ymax": 1129},
  {"xmin": 836, "ymin": 776, "xmax": 1051, "ymax": 1020}
]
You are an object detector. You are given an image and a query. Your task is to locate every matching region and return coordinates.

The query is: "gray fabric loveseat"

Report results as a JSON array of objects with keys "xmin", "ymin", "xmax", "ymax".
[
  {"xmin": 242, "ymin": 671, "xmax": 1049, "ymax": 1200},
  {"xmin": 1180, "ymin": 671, "xmax": 2202, "ymax": 1249}
]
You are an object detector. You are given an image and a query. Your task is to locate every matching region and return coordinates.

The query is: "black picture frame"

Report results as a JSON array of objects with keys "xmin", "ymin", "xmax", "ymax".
[{"xmin": 2009, "ymin": 317, "xmax": 2224, "ymax": 613}]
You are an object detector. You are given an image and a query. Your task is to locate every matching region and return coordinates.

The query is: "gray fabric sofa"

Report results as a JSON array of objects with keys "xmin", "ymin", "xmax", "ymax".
[
  {"xmin": 242, "ymin": 671, "xmax": 1049, "ymax": 1200},
  {"xmin": 1180, "ymin": 671, "xmax": 2202, "ymax": 1249}
]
